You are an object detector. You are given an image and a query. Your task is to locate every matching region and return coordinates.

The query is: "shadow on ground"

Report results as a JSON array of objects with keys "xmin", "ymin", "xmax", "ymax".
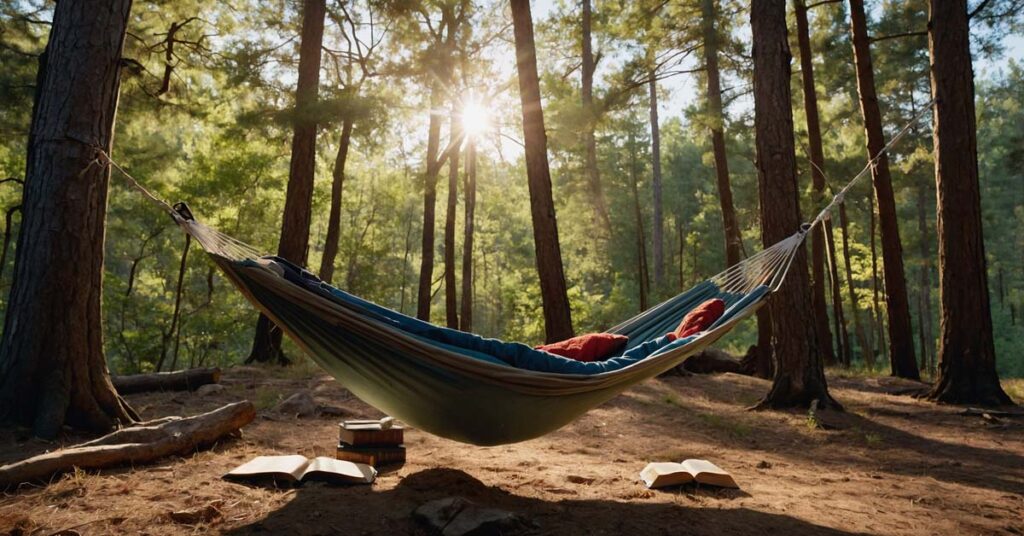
[{"xmin": 225, "ymin": 468, "xmax": 869, "ymax": 535}]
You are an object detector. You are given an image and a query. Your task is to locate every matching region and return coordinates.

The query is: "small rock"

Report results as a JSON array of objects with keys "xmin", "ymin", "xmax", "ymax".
[
  {"xmin": 273, "ymin": 391, "xmax": 318, "ymax": 417},
  {"xmin": 168, "ymin": 503, "xmax": 221, "ymax": 525},
  {"xmin": 195, "ymin": 384, "xmax": 226, "ymax": 396},
  {"xmin": 413, "ymin": 497, "xmax": 530, "ymax": 536},
  {"xmin": 756, "ymin": 460, "xmax": 772, "ymax": 469}
]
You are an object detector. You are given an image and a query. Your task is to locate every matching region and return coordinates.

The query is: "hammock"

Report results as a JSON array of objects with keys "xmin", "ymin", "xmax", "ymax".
[
  {"xmin": 143, "ymin": 208, "xmax": 801, "ymax": 445},
  {"xmin": 99, "ymin": 105, "xmax": 926, "ymax": 445}
]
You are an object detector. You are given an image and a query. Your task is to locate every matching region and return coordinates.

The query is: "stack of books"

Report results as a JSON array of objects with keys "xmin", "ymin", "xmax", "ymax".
[{"xmin": 335, "ymin": 417, "xmax": 406, "ymax": 467}]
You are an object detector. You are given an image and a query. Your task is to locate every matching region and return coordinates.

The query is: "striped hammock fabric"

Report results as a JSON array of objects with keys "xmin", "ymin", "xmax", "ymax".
[{"xmin": 179, "ymin": 217, "xmax": 802, "ymax": 445}]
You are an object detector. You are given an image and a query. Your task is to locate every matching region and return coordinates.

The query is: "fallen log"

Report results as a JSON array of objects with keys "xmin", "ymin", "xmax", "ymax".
[
  {"xmin": 112, "ymin": 367, "xmax": 221, "ymax": 394},
  {"xmin": 0, "ymin": 401, "xmax": 255, "ymax": 489}
]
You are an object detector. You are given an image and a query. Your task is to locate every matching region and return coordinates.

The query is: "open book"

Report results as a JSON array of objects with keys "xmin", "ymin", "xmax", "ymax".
[
  {"xmin": 640, "ymin": 459, "xmax": 738, "ymax": 489},
  {"xmin": 224, "ymin": 455, "xmax": 376, "ymax": 486}
]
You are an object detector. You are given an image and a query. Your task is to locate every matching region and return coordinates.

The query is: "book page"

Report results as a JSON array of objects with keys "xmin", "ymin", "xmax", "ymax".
[
  {"xmin": 301, "ymin": 457, "xmax": 376, "ymax": 484},
  {"xmin": 640, "ymin": 462, "xmax": 694, "ymax": 489},
  {"xmin": 225, "ymin": 455, "xmax": 309, "ymax": 482},
  {"xmin": 681, "ymin": 459, "xmax": 738, "ymax": 488}
]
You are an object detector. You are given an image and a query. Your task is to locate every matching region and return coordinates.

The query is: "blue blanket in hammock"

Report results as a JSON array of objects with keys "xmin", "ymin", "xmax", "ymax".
[{"xmin": 253, "ymin": 256, "xmax": 767, "ymax": 376}]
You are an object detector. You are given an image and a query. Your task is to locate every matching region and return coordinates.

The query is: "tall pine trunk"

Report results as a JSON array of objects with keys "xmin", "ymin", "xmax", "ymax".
[
  {"xmin": 849, "ymin": 0, "xmax": 919, "ymax": 379},
  {"xmin": 511, "ymin": 0, "xmax": 574, "ymax": 343},
  {"xmin": 649, "ymin": 71, "xmax": 665, "ymax": 291},
  {"xmin": 925, "ymin": 0, "xmax": 1011, "ymax": 405},
  {"xmin": 444, "ymin": 113, "xmax": 461, "ymax": 329},
  {"xmin": 751, "ymin": 0, "xmax": 837, "ymax": 409},
  {"xmin": 793, "ymin": 0, "xmax": 836, "ymax": 366},
  {"xmin": 319, "ymin": 117, "xmax": 354, "ymax": 284},
  {"xmin": 0, "ymin": 0, "xmax": 137, "ymax": 438},
  {"xmin": 248, "ymin": 0, "xmax": 326, "ymax": 365},
  {"xmin": 581, "ymin": 0, "xmax": 611, "ymax": 234},
  {"xmin": 460, "ymin": 140, "xmax": 477, "ymax": 332},
  {"xmin": 701, "ymin": 0, "xmax": 742, "ymax": 268}
]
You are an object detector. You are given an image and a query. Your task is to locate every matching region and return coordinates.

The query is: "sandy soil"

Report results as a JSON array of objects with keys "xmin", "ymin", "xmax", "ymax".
[{"xmin": 1, "ymin": 367, "xmax": 1022, "ymax": 535}]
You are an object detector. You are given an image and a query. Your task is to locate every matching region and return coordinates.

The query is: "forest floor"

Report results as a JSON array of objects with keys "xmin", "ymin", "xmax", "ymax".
[{"xmin": 1, "ymin": 366, "xmax": 1022, "ymax": 535}]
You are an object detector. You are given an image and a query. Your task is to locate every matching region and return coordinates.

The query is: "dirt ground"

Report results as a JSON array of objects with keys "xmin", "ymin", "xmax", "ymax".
[{"xmin": 1, "ymin": 366, "xmax": 1022, "ymax": 535}]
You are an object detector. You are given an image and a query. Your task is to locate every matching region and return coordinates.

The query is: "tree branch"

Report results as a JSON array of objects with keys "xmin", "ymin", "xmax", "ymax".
[{"xmin": 870, "ymin": 30, "xmax": 927, "ymax": 43}]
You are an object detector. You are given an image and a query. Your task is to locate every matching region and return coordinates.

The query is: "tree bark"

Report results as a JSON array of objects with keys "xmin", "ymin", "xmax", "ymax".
[
  {"xmin": 112, "ymin": 367, "xmax": 221, "ymax": 395},
  {"xmin": 319, "ymin": 117, "xmax": 354, "ymax": 284},
  {"xmin": 249, "ymin": 0, "xmax": 326, "ymax": 365},
  {"xmin": 0, "ymin": 402, "xmax": 255, "ymax": 489},
  {"xmin": 0, "ymin": 0, "xmax": 137, "ymax": 439},
  {"xmin": 793, "ymin": 0, "xmax": 836, "ymax": 366},
  {"xmin": 925, "ymin": 0, "xmax": 1012, "ymax": 406},
  {"xmin": 581, "ymin": 0, "xmax": 612, "ymax": 235},
  {"xmin": 444, "ymin": 113, "xmax": 461, "ymax": 329},
  {"xmin": 750, "ymin": 0, "xmax": 838, "ymax": 410},
  {"xmin": 849, "ymin": 0, "xmax": 919, "ymax": 379},
  {"xmin": 511, "ymin": 0, "xmax": 574, "ymax": 343},
  {"xmin": 702, "ymin": 0, "xmax": 743, "ymax": 268},
  {"xmin": 460, "ymin": 140, "xmax": 477, "ymax": 332},
  {"xmin": 649, "ymin": 71, "xmax": 665, "ymax": 291}
]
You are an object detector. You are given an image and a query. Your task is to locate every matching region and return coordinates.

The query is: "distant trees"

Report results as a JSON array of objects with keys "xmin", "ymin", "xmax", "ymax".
[
  {"xmin": 0, "ymin": 0, "xmax": 137, "ymax": 438},
  {"xmin": 510, "ymin": 0, "xmax": 574, "ymax": 343},
  {"xmin": 247, "ymin": 0, "xmax": 326, "ymax": 365},
  {"xmin": 750, "ymin": 0, "xmax": 837, "ymax": 409},
  {"xmin": 925, "ymin": 0, "xmax": 1012, "ymax": 406}
]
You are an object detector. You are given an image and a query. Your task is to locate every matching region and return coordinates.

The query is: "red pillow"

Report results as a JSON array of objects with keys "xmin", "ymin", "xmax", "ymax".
[
  {"xmin": 537, "ymin": 333, "xmax": 629, "ymax": 362},
  {"xmin": 668, "ymin": 299, "xmax": 726, "ymax": 341}
]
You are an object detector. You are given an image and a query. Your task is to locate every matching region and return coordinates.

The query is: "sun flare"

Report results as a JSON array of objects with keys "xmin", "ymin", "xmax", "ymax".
[{"xmin": 461, "ymin": 101, "xmax": 491, "ymax": 138}]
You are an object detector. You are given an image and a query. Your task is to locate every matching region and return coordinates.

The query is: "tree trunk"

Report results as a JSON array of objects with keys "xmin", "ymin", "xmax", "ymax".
[
  {"xmin": 248, "ymin": 0, "xmax": 326, "ymax": 365},
  {"xmin": 0, "ymin": 401, "xmax": 254, "ymax": 489},
  {"xmin": 460, "ymin": 140, "xmax": 477, "ymax": 332},
  {"xmin": 417, "ymin": 84, "xmax": 445, "ymax": 321},
  {"xmin": 0, "ymin": 0, "xmax": 137, "ymax": 439},
  {"xmin": 702, "ymin": 0, "xmax": 742, "ymax": 268},
  {"xmin": 825, "ymin": 221, "xmax": 851, "ymax": 366},
  {"xmin": 581, "ymin": 0, "xmax": 611, "ymax": 235},
  {"xmin": 511, "ymin": 0, "xmax": 574, "ymax": 343},
  {"xmin": 869, "ymin": 194, "xmax": 883, "ymax": 367},
  {"xmin": 649, "ymin": 71, "xmax": 665, "ymax": 291},
  {"xmin": 444, "ymin": 113, "xmax": 461, "ymax": 329},
  {"xmin": 629, "ymin": 133, "xmax": 650, "ymax": 312},
  {"xmin": 917, "ymin": 182, "xmax": 933, "ymax": 373},
  {"xmin": 839, "ymin": 204, "xmax": 872, "ymax": 365},
  {"xmin": 166, "ymin": 234, "xmax": 191, "ymax": 372},
  {"xmin": 793, "ymin": 0, "xmax": 836, "ymax": 366},
  {"xmin": 113, "ymin": 367, "xmax": 221, "ymax": 395},
  {"xmin": 750, "ymin": 0, "xmax": 838, "ymax": 410},
  {"xmin": 319, "ymin": 117, "xmax": 354, "ymax": 284},
  {"xmin": 849, "ymin": 0, "xmax": 919, "ymax": 380},
  {"xmin": 925, "ymin": 0, "xmax": 1012, "ymax": 406}
]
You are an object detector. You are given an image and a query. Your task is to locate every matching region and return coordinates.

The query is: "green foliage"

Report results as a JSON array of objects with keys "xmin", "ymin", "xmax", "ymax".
[{"xmin": 0, "ymin": 0, "xmax": 1019, "ymax": 381}]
